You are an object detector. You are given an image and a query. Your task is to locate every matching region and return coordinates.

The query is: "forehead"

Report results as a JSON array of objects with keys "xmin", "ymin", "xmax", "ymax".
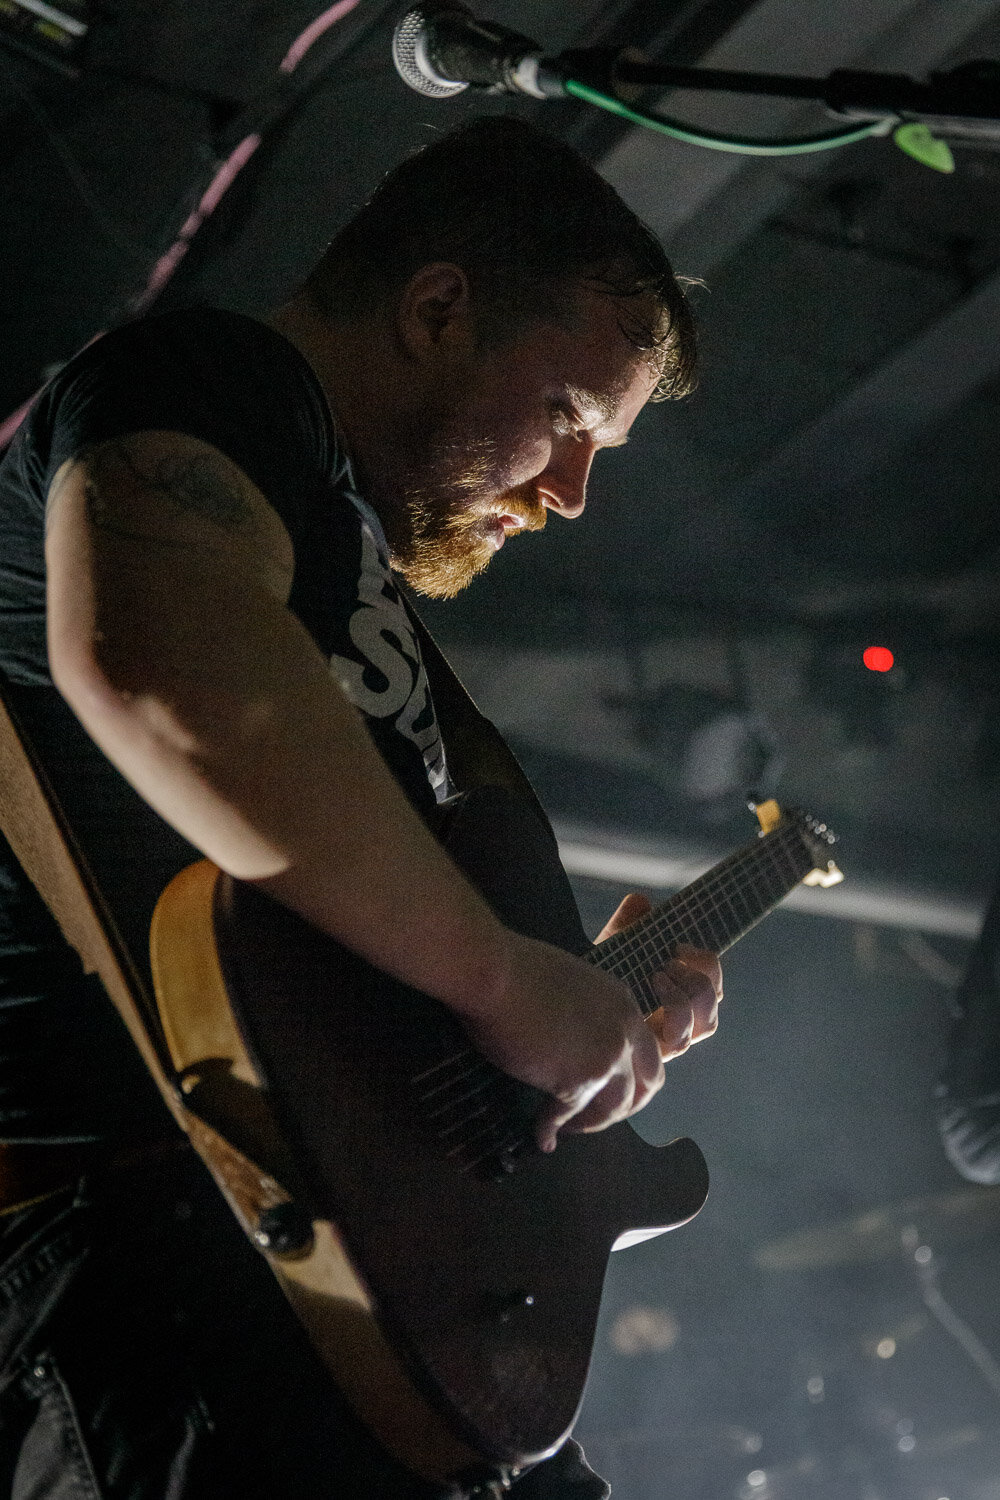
[{"xmin": 531, "ymin": 285, "xmax": 661, "ymax": 427}]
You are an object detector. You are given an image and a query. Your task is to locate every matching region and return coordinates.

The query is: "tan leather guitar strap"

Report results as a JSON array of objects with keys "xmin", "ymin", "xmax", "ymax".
[{"xmin": 0, "ymin": 674, "xmax": 186, "ymax": 1131}]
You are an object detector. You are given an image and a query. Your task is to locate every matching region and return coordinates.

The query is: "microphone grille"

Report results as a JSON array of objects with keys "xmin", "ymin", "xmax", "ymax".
[{"xmin": 392, "ymin": 4, "xmax": 470, "ymax": 97}]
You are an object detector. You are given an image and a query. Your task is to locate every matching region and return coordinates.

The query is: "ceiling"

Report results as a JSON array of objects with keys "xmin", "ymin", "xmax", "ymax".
[{"xmin": 2, "ymin": 0, "xmax": 998, "ymax": 925}]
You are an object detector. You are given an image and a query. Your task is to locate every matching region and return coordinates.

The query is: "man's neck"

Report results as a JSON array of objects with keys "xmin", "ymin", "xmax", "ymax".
[{"xmin": 266, "ymin": 293, "xmax": 393, "ymax": 509}]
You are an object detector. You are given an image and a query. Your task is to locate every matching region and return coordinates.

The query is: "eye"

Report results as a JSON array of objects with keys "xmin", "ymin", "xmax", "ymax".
[{"xmin": 550, "ymin": 402, "xmax": 585, "ymax": 441}]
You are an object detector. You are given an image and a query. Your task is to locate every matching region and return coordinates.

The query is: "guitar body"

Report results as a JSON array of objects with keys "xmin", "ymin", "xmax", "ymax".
[{"xmin": 151, "ymin": 786, "xmax": 710, "ymax": 1479}]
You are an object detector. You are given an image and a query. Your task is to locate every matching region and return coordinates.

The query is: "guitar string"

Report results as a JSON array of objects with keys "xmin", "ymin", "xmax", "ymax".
[
  {"xmin": 423, "ymin": 1072, "xmax": 496, "ymax": 1118},
  {"xmin": 454, "ymin": 1138, "xmax": 523, "ymax": 1173},
  {"xmin": 613, "ymin": 826, "xmax": 806, "ymax": 966},
  {"xmin": 411, "ymin": 1051, "xmax": 525, "ymax": 1165},
  {"xmin": 410, "ymin": 1054, "xmax": 466, "ymax": 1086},
  {"xmin": 416, "ymin": 827, "xmax": 807, "ymax": 1117},
  {"xmin": 421, "ymin": 838, "xmax": 809, "ymax": 1160},
  {"xmin": 595, "ymin": 829, "xmax": 793, "ymax": 973},
  {"xmin": 443, "ymin": 1086, "xmax": 525, "ymax": 1168},
  {"xmin": 630, "ymin": 855, "xmax": 792, "ymax": 971},
  {"xmin": 408, "ymin": 823, "xmax": 814, "ymax": 1142},
  {"xmin": 448, "ymin": 1120, "xmax": 522, "ymax": 1165},
  {"xmin": 412, "ymin": 830, "xmax": 800, "ymax": 1087},
  {"xmin": 594, "ymin": 827, "xmax": 807, "ymax": 997},
  {"xmin": 605, "ymin": 839, "xmax": 808, "ymax": 1012},
  {"xmin": 435, "ymin": 1099, "xmax": 496, "ymax": 1138},
  {"xmin": 628, "ymin": 826, "xmax": 801, "ymax": 959},
  {"xmin": 411, "ymin": 827, "xmax": 809, "ymax": 1113}
]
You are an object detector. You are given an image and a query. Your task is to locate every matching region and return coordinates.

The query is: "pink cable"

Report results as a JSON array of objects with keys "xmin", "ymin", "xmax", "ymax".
[
  {"xmin": 130, "ymin": 131, "xmax": 264, "ymax": 314},
  {"xmin": 133, "ymin": 0, "xmax": 362, "ymax": 314},
  {"xmin": 280, "ymin": 0, "xmax": 360, "ymax": 73},
  {"xmin": 2, "ymin": 0, "xmax": 362, "ymax": 446}
]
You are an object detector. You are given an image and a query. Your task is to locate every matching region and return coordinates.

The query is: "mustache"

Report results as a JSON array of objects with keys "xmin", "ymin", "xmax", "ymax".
[{"xmin": 486, "ymin": 483, "xmax": 547, "ymax": 533}]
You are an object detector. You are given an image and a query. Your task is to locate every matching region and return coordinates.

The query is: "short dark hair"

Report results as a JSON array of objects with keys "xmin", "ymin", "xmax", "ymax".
[{"xmin": 307, "ymin": 117, "xmax": 697, "ymax": 400}]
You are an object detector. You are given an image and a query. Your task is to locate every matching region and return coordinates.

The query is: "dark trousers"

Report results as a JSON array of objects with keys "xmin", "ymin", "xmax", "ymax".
[
  {"xmin": 937, "ymin": 877, "xmax": 1000, "ymax": 1184},
  {"xmin": 0, "ymin": 1149, "xmax": 608, "ymax": 1499}
]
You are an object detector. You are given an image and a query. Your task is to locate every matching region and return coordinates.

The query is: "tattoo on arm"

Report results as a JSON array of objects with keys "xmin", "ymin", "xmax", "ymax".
[
  {"xmin": 138, "ymin": 453, "xmax": 255, "ymax": 528},
  {"xmin": 55, "ymin": 438, "xmax": 257, "ymax": 540}
]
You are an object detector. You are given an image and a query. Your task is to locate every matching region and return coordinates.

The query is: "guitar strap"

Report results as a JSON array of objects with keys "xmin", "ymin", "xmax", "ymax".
[{"xmin": 0, "ymin": 672, "xmax": 185, "ymax": 1130}]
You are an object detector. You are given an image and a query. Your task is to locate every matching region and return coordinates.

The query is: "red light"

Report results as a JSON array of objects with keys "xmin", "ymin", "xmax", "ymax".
[{"xmin": 863, "ymin": 646, "xmax": 894, "ymax": 673}]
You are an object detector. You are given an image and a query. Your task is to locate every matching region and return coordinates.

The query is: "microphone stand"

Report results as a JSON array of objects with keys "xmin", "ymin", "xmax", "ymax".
[
  {"xmin": 539, "ymin": 52, "xmax": 1000, "ymax": 144},
  {"xmin": 396, "ymin": 5, "xmax": 1000, "ymax": 144}
]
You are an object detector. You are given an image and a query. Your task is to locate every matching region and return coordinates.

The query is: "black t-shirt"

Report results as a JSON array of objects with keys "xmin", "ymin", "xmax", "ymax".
[{"xmin": 0, "ymin": 308, "xmax": 451, "ymax": 1142}]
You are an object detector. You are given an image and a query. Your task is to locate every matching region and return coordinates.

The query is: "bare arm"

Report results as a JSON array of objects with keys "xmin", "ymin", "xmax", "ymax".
[
  {"xmin": 45, "ymin": 432, "xmax": 512, "ymax": 1007},
  {"xmin": 45, "ymin": 432, "xmax": 674, "ymax": 1148}
]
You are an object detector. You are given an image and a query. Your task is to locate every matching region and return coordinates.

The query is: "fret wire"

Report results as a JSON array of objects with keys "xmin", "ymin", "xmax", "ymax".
[
  {"xmin": 712, "ymin": 872, "xmax": 743, "ymax": 944},
  {"xmin": 649, "ymin": 836, "xmax": 778, "ymax": 943},
  {"xmin": 647, "ymin": 837, "xmax": 782, "ymax": 953},
  {"xmin": 602, "ymin": 834, "xmax": 759, "ymax": 979},
  {"xmin": 593, "ymin": 824, "xmax": 812, "ymax": 986},
  {"xmin": 633, "ymin": 973, "xmax": 661, "ymax": 1017}
]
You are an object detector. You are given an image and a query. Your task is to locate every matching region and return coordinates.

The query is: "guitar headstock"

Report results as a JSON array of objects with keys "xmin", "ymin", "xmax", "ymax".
[{"xmin": 749, "ymin": 798, "xmax": 844, "ymax": 888}]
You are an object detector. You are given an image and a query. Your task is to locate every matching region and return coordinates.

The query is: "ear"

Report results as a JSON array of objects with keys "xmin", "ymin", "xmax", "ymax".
[{"xmin": 397, "ymin": 262, "xmax": 474, "ymax": 361}]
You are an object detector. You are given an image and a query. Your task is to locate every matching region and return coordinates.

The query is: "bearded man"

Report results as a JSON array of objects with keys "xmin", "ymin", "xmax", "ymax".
[{"xmin": 0, "ymin": 118, "xmax": 721, "ymax": 1498}]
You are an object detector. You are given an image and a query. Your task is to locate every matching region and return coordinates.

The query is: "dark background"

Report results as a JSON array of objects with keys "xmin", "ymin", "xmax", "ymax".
[{"xmin": 3, "ymin": 3, "xmax": 999, "ymax": 1496}]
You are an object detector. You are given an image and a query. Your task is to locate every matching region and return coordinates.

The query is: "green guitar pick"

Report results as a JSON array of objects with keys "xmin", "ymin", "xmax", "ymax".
[{"xmin": 893, "ymin": 123, "xmax": 955, "ymax": 173}]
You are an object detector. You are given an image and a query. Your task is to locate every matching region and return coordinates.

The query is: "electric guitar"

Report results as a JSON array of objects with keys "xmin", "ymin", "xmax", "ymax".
[{"xmin": 149, "ymin": 790, "xmax": 841, "ymax": 1486}]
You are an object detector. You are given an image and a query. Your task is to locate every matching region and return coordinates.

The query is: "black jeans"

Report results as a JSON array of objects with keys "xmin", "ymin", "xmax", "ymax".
[{"xmin": 0, "ymin": 1149, "xmax": 608, "ymax": 1499}]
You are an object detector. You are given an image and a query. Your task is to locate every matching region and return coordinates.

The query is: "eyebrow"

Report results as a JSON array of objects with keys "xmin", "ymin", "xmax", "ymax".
[{"xmin": 564, "ymin": 385, "xmax": 630, "ymax": 448}]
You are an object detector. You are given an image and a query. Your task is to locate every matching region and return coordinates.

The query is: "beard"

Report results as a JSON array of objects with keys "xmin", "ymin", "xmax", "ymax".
[{"xmin": 380, "ymin": 435, "xmax": 547, "ymax": 599}]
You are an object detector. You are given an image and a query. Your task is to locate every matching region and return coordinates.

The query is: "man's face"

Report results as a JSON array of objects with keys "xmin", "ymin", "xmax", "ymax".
[{"xmin": 383, "ymin": 284, "xmax": 660, "ymax": 598}]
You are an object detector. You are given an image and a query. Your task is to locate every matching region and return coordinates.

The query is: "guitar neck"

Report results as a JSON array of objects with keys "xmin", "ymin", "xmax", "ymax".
[{"xmin": 586, "ymin": 822, "xmax": 815, "ymax": 1015}]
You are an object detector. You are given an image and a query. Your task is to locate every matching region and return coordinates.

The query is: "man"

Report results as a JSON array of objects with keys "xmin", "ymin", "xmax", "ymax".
[
  {"xmin": 0, "ymin": 118, "xmax": 721, "ymax": 1497},
  {"xmin": 937, "ymin": 877, "xmax": 1000, "ymax": 1184}
]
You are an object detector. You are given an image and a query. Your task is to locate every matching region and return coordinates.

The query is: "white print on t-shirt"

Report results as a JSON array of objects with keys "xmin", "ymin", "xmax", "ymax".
[{"xmin": 328, "ymin": 523, "xmax": 450, "ymax": 798}]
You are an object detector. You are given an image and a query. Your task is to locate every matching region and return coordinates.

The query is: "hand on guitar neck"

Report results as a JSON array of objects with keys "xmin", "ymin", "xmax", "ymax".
[{"xmin": 597, "ymin": 891, "xmax": 723, "ymax": 1062}]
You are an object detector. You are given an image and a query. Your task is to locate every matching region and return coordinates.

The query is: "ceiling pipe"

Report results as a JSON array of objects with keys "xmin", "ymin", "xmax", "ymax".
[{"xmin": 555, "ymin": 826, "xmax": 984, "ymax": 936}]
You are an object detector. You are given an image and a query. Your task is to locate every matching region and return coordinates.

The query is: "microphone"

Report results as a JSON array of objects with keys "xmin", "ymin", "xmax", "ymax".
[{"xmin": 392, "ymin": 2, "xmax": 565, "ymax": 99}]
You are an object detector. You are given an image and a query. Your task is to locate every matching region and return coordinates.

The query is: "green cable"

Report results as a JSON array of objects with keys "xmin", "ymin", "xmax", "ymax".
[{"xmin": 565, "ymin": 78, "xmax": 889, "ymax": 156}]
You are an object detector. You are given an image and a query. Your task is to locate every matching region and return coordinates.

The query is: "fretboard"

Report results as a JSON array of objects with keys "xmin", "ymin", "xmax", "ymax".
[{"xmin": 586, "ymin": 822, "xmax": 815, "ymax": 1015}]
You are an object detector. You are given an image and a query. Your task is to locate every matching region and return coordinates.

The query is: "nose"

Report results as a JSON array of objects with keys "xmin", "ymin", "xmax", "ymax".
[{"xmin": 537, "ymin": 439, "xmax": 595, "ymax": 519}]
